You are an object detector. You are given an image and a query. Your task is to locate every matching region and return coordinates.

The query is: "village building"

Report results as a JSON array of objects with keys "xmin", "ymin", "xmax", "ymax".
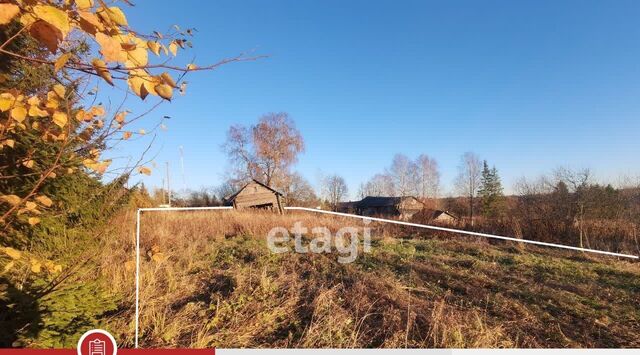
[
  {"xmin": 416, "ymin": 208, "xmax": 459, "ymax": 224},
  {"xmin": 355, "ymin": 196, "xmax": 425, "ymax": 220},
  {"xmin": 336, "ymin": 201, "xmax": 358, "ymax": 214},
  {"xmin": 223, "ymin": 179, "xmax": 285, "ymax": 214}
]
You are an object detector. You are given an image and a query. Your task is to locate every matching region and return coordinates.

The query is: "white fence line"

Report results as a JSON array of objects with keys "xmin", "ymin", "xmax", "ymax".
[
  {"xmin": 134, "ymin": 205, "xmax": 639, "ymax": 348},
  {"xmin": 285, "ymin": 207, "xmax": 639, "ymax": 259}
]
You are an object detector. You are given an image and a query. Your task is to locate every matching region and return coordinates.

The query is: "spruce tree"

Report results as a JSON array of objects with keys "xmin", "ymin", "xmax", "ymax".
[{"xmin": 479, "ymin": 161, "xmax": 505, "ymax": 218}]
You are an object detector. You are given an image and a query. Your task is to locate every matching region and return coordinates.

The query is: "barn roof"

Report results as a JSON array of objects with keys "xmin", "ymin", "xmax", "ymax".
[
  {"xmin": 357, "ymin": 196, "xmax": 422, "ymax": 208},
  {"xmin": 224, "ymin": 179, "xmax": 283, "ymax": 203},
  {"xmin": 434, "ymin": 210, "xmax": 457, "ymax": 219},
  {"xmin": 418, "ymin": 208, "xmax": 458, "ymax": 220}
]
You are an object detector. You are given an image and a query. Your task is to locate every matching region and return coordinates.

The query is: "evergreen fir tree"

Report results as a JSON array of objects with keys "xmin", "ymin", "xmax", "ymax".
[{"xmin": 478, "ymin": 161, "xmax": 505, "ymax": 218}]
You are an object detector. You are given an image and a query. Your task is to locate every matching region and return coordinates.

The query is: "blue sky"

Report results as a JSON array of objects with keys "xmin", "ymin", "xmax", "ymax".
[{"xmin": 109, "ymin": 0, "xmax": 640, "ymax": 197}]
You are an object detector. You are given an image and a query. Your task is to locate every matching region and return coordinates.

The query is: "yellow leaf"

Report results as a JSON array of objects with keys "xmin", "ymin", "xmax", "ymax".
[
  {"xmin": 22, "ymin": 159, "xmax": 35, "ymax": 169},
  {"xmin": 127, "ymin": 71, "xmax": 158, "ymax": 99},
  {"xmin": 96, "ymin": 160, "xmax": 111, "ymax": 174},
  {"xmin": 30, "ymin": 259, "xmax": 42, "ymax": 273},
  {"xmin": 33, "ymin": 5, "xmax": 70, "ymax": 37},
  {"xmin": 90, "ymin": 105, "xmax": 106, "ymax": 117},
  {"xmin": 0, "ymin": 93, "xmax": 15, "ymax": 112},
  {"xmin": 4, "ymin": 139, "xmax": 15, "ymax": 148},
  {"xmin": 19, "ymin": 12, "xmax": 36, "ymax": 27},
  {"xmin": 126, "ymin": 47, "xmax": 148, "ymax": 67},
  {"xmin": 107, "ymin": 7, "xmax": 128, "ymax": 26},
  {"xmin": 138, "ymin": 129, "xmax": 146, "ymax": 135},
  {"xmin": 43, "ymin": 260, "xmax": 55, "ymax": 272},
  {"xmin": 46, "ymin": 92, "xmax": 60, "ymax": 109},
  {"xmin": 96, "ymin": 32, "xmax": 126, "ymax": 63},
  {"xmin": 28, "ymin": 105, "xmax": 49, "ymax": 118},
  {"xmin": 27, "ymin": 96, "xmax": 40, "ymax": 106},
  {"xmin": 115, "ymin": 111, "xmax": 127, "ymax": 123},
  {"xmin": 138, "ymin": 166, "xmax": 151, "ymax": 176},
  {"xmin": 187, "ymin": 63, "xmax": 197, "ymax": 71},
  {"xmin": 0, "ymin": 4, "xmax": 20, "ymax": 25},
  {"xmin": 25, "ymin": 201, "xmax": 37, "ymax": 210},
  {"xmin": 11, "ymin": 106, "xmax": 27, "ymax": 122},
  {"xmin": 147, "ymin": 41, "xmax": 160, "ymax": 56},
  {"xmin": 54, "ymin": 264, "xmax": 62, "ymax": 273},
  {"xmin": 53, "ymin": 111, "xmax": 68, "ymax": 128},
  {"xmin": 2, "ymin": 247, "xmax": 22, "ymax": 260},
  {"xmin": 36, "ymin": 195, "xmax": 53, "ymax": 207},
  {"xmin": 75, "ymin": 109, "xmax": 85, "ymax": 121},
  {"xmin": 53, "ymin": 84, "xmax": 66, "ymax": 99},
  {"xmin": 54, "ymin": 53, "xmax": 72, "ymax": 72},
  {"xmin": 155, "ymin": 84, "xmax": 173, "ymax": 101},
  {"xmin": 169, "ymin": 42, "xmax": 178, "ymax": 56},
  {"xmin": 92, "ymin": 58, "xmax": 113, "ymax": 86},
  {"xmin": 79, "ymin": 11, "xmax": 103, "ymax": 34},
  {"xmin": 122, "ymin": 131, "xmax": 132, "ymax": 140},
  {"xmin": 28, "ymin": 217, "xmax": 41, "ymax": 226},
  {"xmin": 160, "ymin": 72, "xmax": 177, "ymax": 88},
  {"xmin": 75, "ymin": 0, "xmax": 93, "ymax": 10}
]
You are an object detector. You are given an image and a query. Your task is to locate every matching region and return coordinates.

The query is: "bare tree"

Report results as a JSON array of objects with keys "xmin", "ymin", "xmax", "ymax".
[
  {"xmin": 223, "ymin": 112, "xmax": 304, "ymax": 189},
  {"xmin": 281, "ymin": 172, "xmax": 318, "ymax": 207},
  {"xmin": 388, "ymin": 153, "xmax": 417, "ymax": 196},
  {"xmin": 454, "ymin": 152, "xmax": 482, "ymax": 223},
  {"xmin": 415, "ymin": 154, "xmax": 441, "ymax": 199},
  {"xmin": 553, "ymin": 166, "xmax": 594, "ymax": 248},
  {"xmin": 553, "ymin": 166, "xmax": 592, "ymax": 192},
  {"xmin": 322, "ymin": 174, "xmax": 348, "ymax": 210},
  {"xmin": 215, "ymin": 180, "xmax": 238, "ymax": 201},
  {"xmin": 359, "ymin": 173, "xmax": 395, "ymax": 198}
]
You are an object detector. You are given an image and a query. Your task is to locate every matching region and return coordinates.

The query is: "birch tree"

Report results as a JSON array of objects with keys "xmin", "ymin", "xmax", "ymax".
[{"xmin": 454, "ymin": 152, "xmax": 482, "ymax": 223}]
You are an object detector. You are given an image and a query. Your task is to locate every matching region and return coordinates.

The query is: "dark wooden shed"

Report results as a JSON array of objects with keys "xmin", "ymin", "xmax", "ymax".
[
  {"xmin": 223, "ymin": 179, "xmax": 285, "ymax": 214},
  {"xmin": 356, "ymin": 196, "xmax": 424, "ymax": 220}
]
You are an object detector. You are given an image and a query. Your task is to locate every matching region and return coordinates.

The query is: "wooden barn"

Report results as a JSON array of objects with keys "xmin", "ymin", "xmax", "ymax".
[
  {"xmin": 336, "ymin": 201, "xmax": 358, "ymax": 214},
  {"xmin": 356, "ymin": 196, "xmax": 424, "ymax": 220},
  {"xmin": 412, "ymin": 208, "xmax": 458, "ymax": 224},
  {"xmin": 223, "ymin": 179, "xmax": 285, "ymax": 214}
]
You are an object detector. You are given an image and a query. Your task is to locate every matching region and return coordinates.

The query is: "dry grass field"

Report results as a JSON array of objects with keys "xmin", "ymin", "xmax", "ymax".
[{"xmin": 99, "ymin": 210, "xmax": 640, "ymax": 348}]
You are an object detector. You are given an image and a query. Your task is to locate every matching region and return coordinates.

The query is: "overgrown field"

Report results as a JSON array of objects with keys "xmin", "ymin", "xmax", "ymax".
[{"xmin": 101, "ymin": 210, "xmax": 640, "ymax": 348}]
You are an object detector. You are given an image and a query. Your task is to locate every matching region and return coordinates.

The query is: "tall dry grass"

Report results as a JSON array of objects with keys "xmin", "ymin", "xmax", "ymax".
[{"xmin": 97, "ymin": 209, "xmax": 640, "ymax": 348}]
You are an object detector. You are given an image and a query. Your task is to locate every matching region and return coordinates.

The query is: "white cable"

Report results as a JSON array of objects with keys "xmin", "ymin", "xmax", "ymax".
[{"xmin": 284, "ymin": 207, "xmax": 639, "ymax": 260}]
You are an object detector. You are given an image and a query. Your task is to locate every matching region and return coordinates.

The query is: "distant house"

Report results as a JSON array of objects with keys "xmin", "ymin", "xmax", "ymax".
[
  {"xmin": 223, "ymin": 179, "xmax": 285, "ymax": 214},
  {"xmin": 336, "ymin": 201, "xmax": 358, "ymax": 214},
  {"xmin": 416, "ymin": 208, "xmax": 458, "ymax": 224},
  {"xmin": 355, "ymin": 196, "xmax": 424, "ymax": 220}
]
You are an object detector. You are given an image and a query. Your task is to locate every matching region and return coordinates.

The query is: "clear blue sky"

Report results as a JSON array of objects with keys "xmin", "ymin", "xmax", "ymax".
[{"xmin": 109, "ymin": 0, "xmax": 640, "ymax": 197}]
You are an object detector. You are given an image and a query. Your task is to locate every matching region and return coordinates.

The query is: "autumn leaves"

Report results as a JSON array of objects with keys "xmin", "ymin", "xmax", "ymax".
[{"xmin": 1, "ymin": 1, "xmax": 191, "ymax": 102}]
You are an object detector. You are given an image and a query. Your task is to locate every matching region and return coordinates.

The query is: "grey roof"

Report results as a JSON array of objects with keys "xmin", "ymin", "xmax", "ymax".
[{"xmin": 357, "ymin": 196, "xmax": 421, "ymax": 208}]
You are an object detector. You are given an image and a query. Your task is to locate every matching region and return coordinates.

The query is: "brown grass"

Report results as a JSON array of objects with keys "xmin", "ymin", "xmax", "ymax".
[{"xmin": 98, "ymin": 209, "xmax": 640, "ymax": 348}]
